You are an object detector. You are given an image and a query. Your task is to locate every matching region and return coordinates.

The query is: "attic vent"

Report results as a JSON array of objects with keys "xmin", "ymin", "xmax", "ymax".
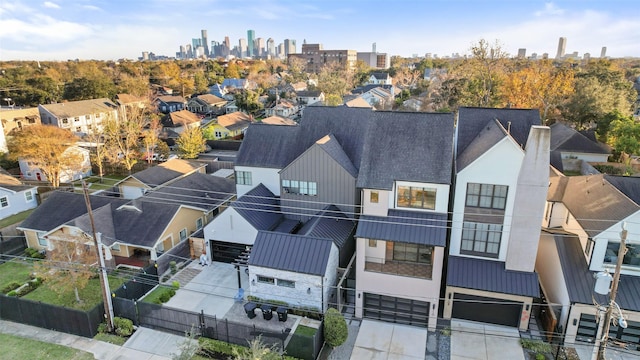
[
  {"xmin": 507, "ymin": 121, "xmax": 511, "ymax": 134},
  {"xmin": 117, "ymin": 204, "xmax": 142, "ymax": 212}
]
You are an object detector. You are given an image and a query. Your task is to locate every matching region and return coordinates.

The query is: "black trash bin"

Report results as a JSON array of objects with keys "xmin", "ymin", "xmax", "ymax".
[
  {"xmin": 276, "ymin": 306, "xmax": 288, "ymax": 322},
  {"xmin": 244, "ymin": 302, "xmax": 257, "ymax": 319},
  {"xmin": 261, "ymin": 304, "xmax": 273, "ymax": 320}
]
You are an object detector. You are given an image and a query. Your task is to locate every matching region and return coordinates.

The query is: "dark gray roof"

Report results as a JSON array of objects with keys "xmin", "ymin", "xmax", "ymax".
[
  {"xmin": 352, "ymin": 84, "xmax": 394, "ymax": 95},
  {"xmin": 271, "ymin": 219, "xmax": 300, "ymax": 233},
  {"xmin": 355, "ymin": 210, "xmax": 448, "ymax": 246},
  {"xmin": 357, "ymin": 111, "xmax": 454, "ymax": 190},
  {"xmin": 315, "ymin": 134, "xmax": 358, "ymax": 177},
  {"xmin": 550, "ymin": 122, "xmax": 610, "ymax": 154},
  {"xmin": 298, "ymin": 205, "xmax": 355, "ymax": 249},
  {"xmin": 143, "ymin": 173, "xmax": 235, "ymax": 211},
  {"xmin": 296, "ymin": 90, "xmax": 322, "ymax": 97},
  {"xmin": 18, "ymin": 191, "xmax": 128, "ymax": 232},
  {"xmin": 457, "ymin": 107, "xmax": 541, "ymax": 157},
  {"xmin": 553, "ymin": 231, "xmax": 640, "ymax": 311},
  {"xmin": 456, "ymin": 119, "xmax": 508, "ymax": 172},
  {"xmin": 130, "ymin": 168, "xmax": 186, "ymax": 187},
  {"xmin": 604, "ymin": 175, "xmax": 640, "ymax": 205},
  {"xmin": 446, "ymin": 256, "xmax": 540, "ymax": 298},
  {"xmin": 231, "ymin": 184, "xmax": 283, "ymax": 231},
  {"xmin": 235, "ymin": 123, "xmax": 300, "ymax": 168},
  {"xmin": 249, "ymin": 231, "xmax": 333, "ymax": 276}
]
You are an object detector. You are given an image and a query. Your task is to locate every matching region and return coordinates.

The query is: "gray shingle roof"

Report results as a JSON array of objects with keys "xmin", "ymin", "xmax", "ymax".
[
  {"xmin": 553, "ymin": 231, "xmax": 640, "ymax": 311},
  {"xmin": 355, "ymin": 210, "xmax": 448, "ymax": 246},
  {"xmin": 297, "ymin": 205, "xmax": 355, "ymax": 249},
  {"xmin": 249, "ymin": 231, "xmax": 333, "ymax": 276},
  {"xmin": 128, "ymin": 160, "xmax": 204, "ymax": 187},
  {"xmin": 550, "ymin": 122, "xmax": 610, "ymax": 154},
  {"xmin": 357, "ymin": 111, "xmax": 454, "ymax": 190},
  {"xmin": 40, "ymin": 98, "xmax": 117, "ymax": 118},
  {"xmin": 446, "ymin": 256, "xmax": 540, "ymax": 298},
  {"xmin": 315, "ymin": 134, "xmax": 358, "ymax": 177},
  {"xmin": 456, "ymin": 119, "xmax": 509, "ymax": 172},
  {"xmin": 604, "ymin": 175, "xmax": 640, "ymax": 205},
  {"xmin": 231, "ymin": 184, "xmax": 283, "ymax": 230},
  {"xmin": 235, "ymin": 123, "xmax": 301, "ymax": 168},
  {"xmin": 143, "ymin": 172, "xmax": 235, "ymax": 211},
  {"xmin": 457, "ymin": 107, "xmax": 541, "ymax": 157}
]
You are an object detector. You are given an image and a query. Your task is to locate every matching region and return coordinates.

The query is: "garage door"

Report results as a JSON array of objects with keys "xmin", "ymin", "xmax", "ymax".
[
  {"xmin": 363, "ymin": 293, "xmax": 429, "ymax": 328},
  {"xmin": 210, "ymin": 241, "xmax": 247, "ymax": 263},
  {"xmin": 577, "ymin": 313, "xmax": 640, "ymax": 351},
  {"xmin": 452, "ymin": 293, "xmax": 522, "ymax": 327}
]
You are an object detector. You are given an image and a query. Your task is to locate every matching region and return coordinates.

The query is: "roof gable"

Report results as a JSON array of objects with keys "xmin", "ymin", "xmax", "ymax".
[
  {"xmin": 297, "ymin": 205, "xmax": 355, "ymax": 249},
  {"xmin": 550, "ymin": 122, "xmax": 610, "ymax": 154},
  {"xmin": 312, "ymin": 134, "xmax": 358, "ymax": 177},
  {"xmin": 231, "ymin": 184, "xmax": 283, "ymax": 230},
  {"xmin": 456, "ymin": 119, "xmax": 510, "ymax": 172}
]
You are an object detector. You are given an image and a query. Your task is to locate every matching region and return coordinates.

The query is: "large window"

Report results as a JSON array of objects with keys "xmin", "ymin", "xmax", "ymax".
[
  {"xmin": 235, "ymin": 171, "xmax": 252, "ymax": 185},
  {"xmin": 397, "ymin": 186, "xmax": 436, "ymax": 210},
  {"xmin": 282, "ymin": 179, "xmax": 317, "ymax": 196},
  {"xmin": 461, "ymin": 222, "xmax": 503, "ymax": 257},
  {"xmin": 466, "ymin": 183, "xmax": 508, "ymax": 210},
  {"xmin": 277, "ymin": 279, "xmax": 295, "ymax": 288},
  {"xmin": 393, "ymin": 243, "xmax": 433, "ymax": 264},
  {"xmin": 257, "ymin": 275, "xmax": 275, "ymax": 285},
  {"xmin": 604, "ymin": 242, "xmax": 640, "ymax": 267}
]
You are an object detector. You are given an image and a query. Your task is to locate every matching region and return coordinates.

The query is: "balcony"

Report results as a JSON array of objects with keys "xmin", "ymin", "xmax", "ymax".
[{"xmin": 364, "ymin": 241, "xmax": 433, "ymax": 279}]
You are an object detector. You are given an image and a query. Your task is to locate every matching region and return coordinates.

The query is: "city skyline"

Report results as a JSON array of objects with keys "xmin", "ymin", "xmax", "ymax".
[{"xmin": 1, "ymin": 0, "xmax": 639, "ymax": 61}]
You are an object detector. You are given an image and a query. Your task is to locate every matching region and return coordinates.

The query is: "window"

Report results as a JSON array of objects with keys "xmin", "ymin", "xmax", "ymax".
[
  {"xmin": 368, "ymin": 239, "xmax": 377, "ymax": 247},
  {"xmin": 215, "ymin": 131, "xmax": 222, "ymax": 138},
  {"xmin": 25, "ymin": 191, "xmax": 33, "ymax": 202},
  {"xmin": 0, "ymin": 197, "xmax": 8, "ymax": 208},
  {"xmin": 38, "ymin": 233, "xmax": 47, "ymax": 247},
  {"xmin": 75, "ymin": 127, "xmax": 82, "ymax": 132},
  {"xmin": 282, "ymin": 179, "xmax": 317, "ymax": 196},
  {"xmin": 604, "ymin": 242, "xmax": 640, "ymax": 268},
  {"xmin": 460, "ymin": 222, "xmax": 503, "ymax": 257},
  {"xmin": 370, "ymin": 191, "xmax": 379, "ymax": 203},
  {"xmin": 393, "ymin": 243, "xmax": 433, "ymax": 264},
  {"xmin": 179, "ymin": 228, "xmax": 188, "ymax": 241},
  {"xmin": 466, "ymin": 183, "xmax": 508, "ymax": 210},
  {"xmin": 277, "ymin": 279, "xmax": 295, "ymax": 288},
  {"xmin": 111, "ymin": 243, "xmax": 121, "ymax": 252},
  {"xmin": 397, "ymin": 186, "xmax": 436, "ymax": 210},
  {"xmin": 74, "ymin": 117, "xmax": 80, "ymax": 122},
  {"xmin": 257, "ymin": 275, "xmax": 275, "ymax": 285},
  {"xmin": 235, "ymin": 171, "xmax": 252, "ymax": 185},
  {"xmin": 196, "ymin": 218, "xmax": 203, "ymax": 230}
]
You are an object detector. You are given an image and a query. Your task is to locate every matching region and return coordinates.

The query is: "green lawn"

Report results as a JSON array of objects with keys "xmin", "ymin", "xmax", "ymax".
[
  {"xmin": 0, "ymin": 261, "xmax": 33, "ymax": 291},
  {"xmin": 140, "ymin": 284, "xmax": 175, "ymax": 304},
  {"xmin": 72, "ymin": 174, "xmax": 127, "ymax": 193},
  {"xmin": 0, "ymin": 209, "xmax": 36, "ymax": 228},
  {"xmin": 294, "ymin": 325, "xmax": 317, "ymax": 336},
  {"xmin": 0, "ymin": 333, "xmax": 95, "ymax": 360},
  {"xmin": 94, "ymin": 332, "xmax": 127, "ymax": 345},
  {"xmin": 24, "ymin": 274, "xmax": 127, "ymax": 311}
]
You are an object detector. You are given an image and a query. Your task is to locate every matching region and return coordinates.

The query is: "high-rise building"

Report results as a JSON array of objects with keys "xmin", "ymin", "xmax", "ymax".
[
  {"xmin": 255, "ymin": 37, "xmax": 265, "ymax": 57},
  {"xmin": 267, "ymin": 38, "xmax": 275, "ymax": 58},
  {"xmin": 517, "ymin": 48, "xmax": 526, "ymax": 58},
  {"xmin": 201, "ymin": 30, "xmax": 209, "ymax": 57},
  {"xmin": 247, "ymin": 30, "xmax": 255, "ymax": 57},
  {"xmin": 277, "ymin": 43, "xmax": 285, "ymax": 58},
  {"xmin": 224, "ymin": 36, "xmax": 231, "ymax": 57},
  {"xmin": 556, "ymin": 37, "xmax": 566, "ymax": 59},
  {"xmin": 142, "ymin": 51, "xmax": 149, "ymax": 61},
  {"xmin": 239, "ymin": 38, "xmax": 248, "ymax": 58},
  {"xmin": 284, "ymin": 39, "xmax": 296, "ymax": 56},
  {"xmin": 600, "ymin": 46, "xmax": 607, "ymax": 58}
]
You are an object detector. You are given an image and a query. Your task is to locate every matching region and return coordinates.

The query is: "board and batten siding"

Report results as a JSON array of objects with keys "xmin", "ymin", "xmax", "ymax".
[{"xmin": 280, "ymin": 145, "xmax": 357, "ymax": 221}]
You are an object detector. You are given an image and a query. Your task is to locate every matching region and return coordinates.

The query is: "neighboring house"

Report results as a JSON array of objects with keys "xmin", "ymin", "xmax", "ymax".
[
  {"xmin": 367, "ymin": 72, "xmax": 392, "ymax": 85},
  {"xmin": 352, "ymin": 84, "xmax": 396, "ymax": 97},
  {"xmin": 402, "ymin": 98, "xmax": 423, "ymax": 111},
  {"xmin": 443, "ymin": 107, "xmax": 549, "ymax": 331},
  {"xmin": 260, "ymin": 116, "xmax": 297, "ymax": 126},
  {"xmin": 358, "ymin": 86, "xmax": 394, "ymax": 109},
  {"xmin": 296, "ymin": 91, "xmax": 324, "ymax": 105},
  {"xmin": 38, "ymin": 99, "xmax": 118, "ymax": 134},
  {"xmin": 19, "ymin": 145, "xmax": 91, "ymax": 183},
  {"xmin": 344, "ymin": 97, "xmax": 373, "ymax": 109},
  {"xmin": 156, "ymin": 96, "xmax": 187, "ymax": 114},
  {"xmin": 115, "ymin": 94, "xmax": 146, "ymax": 109},
  {"xmin": 0, "ymin": 107, "xmax": 41, "ymax": 135},
  {"xmin": 187, "ymin": 94, "xmax": 227, "ymax": 115},
  {"xmin": 537, "ymin": 173, "xmax": 640, "ymax": 347},
  {"xmin": 264, "ymin": 100, "xmax": 297, "ymax": 118},
  {"xmin": 549, "ymin": 122, "xmax": 611, "ymax": 173},
  {"xmin": 0, "ymin": 168, "xmax": 38, "ymax": 220},
  {"xmin": 204, "ymin": 112, "xmax": 252, "ymax": 140},
  {"xmin": 116, "ymin": 158, "xmax": 207, "ymax": 199},
  {"xmin": 162, "ymin": 110, "xmax": 201, "ymax": 135}
]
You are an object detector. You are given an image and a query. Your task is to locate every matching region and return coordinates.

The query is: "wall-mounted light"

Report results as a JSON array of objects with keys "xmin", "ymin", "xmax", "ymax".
[
  {"xmin": 251, "ymin": 279, "xmax": 255, "ymax": 286},
  {"xmin": 572, "ymin": 318, "xmax": 577, "ymax": 326},
  {"xmin": 357, "ymin": 293, "xmax": 361, "ymax": 299}
]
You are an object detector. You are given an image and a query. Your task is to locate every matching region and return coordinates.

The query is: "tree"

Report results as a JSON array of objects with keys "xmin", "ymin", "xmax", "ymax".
[
  {"xmin": 84, "ymin": 127, "xmax": 108, "ymax": 182},
  {"xmin": 224, "ymin": 62, "xmax": 241, "ymax": 79},
  {"xmin": 103, "ymin": 109, "xmax": 145, "ymax": 174},
  {"xmin": 7, "ymin": 125, "xmax": 84, "ymax": 188},
  {"xmin": 234, "ymin": 90, "xmax": 263, "ymax": 115},
  {"xmin": 286, "ymin": 57, "xmax": 308, "ymax": 82},
  {"xmin": 232, "ymin": 336, "xmax": 282, "ymax": 360},
  {"xmin": 609, "ymin": 115, "xmax": 640, "ymax": 164},
  {"xmin": 317, "ymin": 62, "xmax": 354, "ymax": 106},
  {"xmin": 63, "ymin": 76, "xmax": 115, "ymax": 101},
  {"xmin": 143, "ymin": 116, "xmax": 161, "ymax": 165},
  {"xmin": 324, "ymin": 308, "xmax": 348, "ymax": 348},
  {"xmin": 176, "ymin": 126, "xmax": 205, "ymax": 159},
  {"xmin": 35, "ymin": 236, "xmax": 96, "ymax": 304}
]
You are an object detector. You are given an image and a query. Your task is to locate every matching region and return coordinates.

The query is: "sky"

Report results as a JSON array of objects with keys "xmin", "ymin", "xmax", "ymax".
[{"xmin": 0, "ymin": 0, "xmax": 639, "ymax": 61}]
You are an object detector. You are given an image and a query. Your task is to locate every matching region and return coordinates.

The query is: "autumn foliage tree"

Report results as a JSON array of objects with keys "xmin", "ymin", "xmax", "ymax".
[
  {"xmin": 176, "ymin": 126, "xmax": 206, "ymax": 159},
  {"xmin": 7, "ymin": 125, "xmax": 84, "ymax": 188},
  {"xmin": 103, "ymin": 107, "xmax": 145, "ymax": 174}
]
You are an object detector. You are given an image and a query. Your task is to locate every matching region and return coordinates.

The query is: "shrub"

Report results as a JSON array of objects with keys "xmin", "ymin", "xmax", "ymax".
[
  {"xmin": 2, "ymin": 281, "xmax": 21, "ymax": 294},
  {"xmin": 97, "ymin": 322, "xmax": 109, "ymax": 334},
  {"xmin": 171, "ymin": 281, "xmax": 180, "ymax": 289},
  {"xmin": 170, "ymin": 261, "xmax": 177, "ymax": 274},
  {"xmin": 198, "ymin": 338, "xmax": 300, "ymax": 360},
  {"xmin": 7, "ymin": 290, "xmax": 17, "ymax": 297},
  {"xmin": 24, "ymin": 248, "xmax": 46, "ymax": 259},
  {"xmin": 323, "ymin": 308, "xmax": 348, "ymax": 348},
  {"xmin": 520, "ymin": 339, "xmax": 552, "ymax": 354},
  {"xmin": 113, "ymin": 317, "xmax": 134, "ymax": 337},
  {"xmin": 162, "ymin": 275, "xmax": 171, "ymax": 282}
]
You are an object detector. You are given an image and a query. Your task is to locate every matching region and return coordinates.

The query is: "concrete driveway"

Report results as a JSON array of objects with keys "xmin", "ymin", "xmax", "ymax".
[
  {"xmin": 350, "ymin": 319, "xmax": 428, "ymax": 360},
  {"xmin": 450, "ymin": 320, "xmax": 525, "ymax": 360}
]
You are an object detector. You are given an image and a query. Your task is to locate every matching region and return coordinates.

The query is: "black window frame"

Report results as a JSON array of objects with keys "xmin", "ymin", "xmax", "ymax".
[{"xmin": 465, "ymin": 183, "xmax": 508, "ymax": 210}]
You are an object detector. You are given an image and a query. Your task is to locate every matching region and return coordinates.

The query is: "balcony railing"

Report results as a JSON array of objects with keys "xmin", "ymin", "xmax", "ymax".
[{"xmin": 364, "ymin": 260, "xmax": 432, "ymax": 279}]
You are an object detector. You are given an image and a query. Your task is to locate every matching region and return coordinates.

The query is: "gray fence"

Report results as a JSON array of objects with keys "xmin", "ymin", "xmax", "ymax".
[
  {"xmin": 0, "ymin": 235, "xmax": 26, "ymax": 260},
  {"xmin": 156, "ymin": 240, "xmax": 191, "ymax": 277}
]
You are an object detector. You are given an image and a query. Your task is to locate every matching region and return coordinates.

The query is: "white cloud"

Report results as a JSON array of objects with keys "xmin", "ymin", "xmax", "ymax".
[
  {"xmin": 82, "ymin": 5, "xmax": 102, "ymax": 11},
  {"xmin": 43, "ymin": 1, "xmax": 60, "ymax": 9},
  {"xmin": 535, "ymin": 2, "xmax": 565, "ymax": 17}
]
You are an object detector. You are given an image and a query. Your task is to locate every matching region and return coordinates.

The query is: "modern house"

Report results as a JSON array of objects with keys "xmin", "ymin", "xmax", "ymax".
[
  {"xmin": 537, "ymin": 173, "xmax": 640, "ymax": 347},
  {"xmin": 19, "ymin": 145, "xmax": 92, "ymax": 183},
  {"xmin": 549, "ymin": 122, "xmax": 611, "ymax": 173},
  {"xmin": 443, "ymin": 107, "xmax": 550, "ymax": 331},
  {"xmin": 0, "ymin": 168, "xmax": 38, "ymax": 220},
  {"xmin": 38, "ymin": 99, "xmax": 118, "ymax": 134}
]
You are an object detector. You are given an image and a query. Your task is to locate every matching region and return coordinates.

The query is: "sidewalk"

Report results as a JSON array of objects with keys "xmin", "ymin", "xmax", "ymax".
[{"xmin": 0, "ymin": 320, "xmax": 173, "ymax": 360}]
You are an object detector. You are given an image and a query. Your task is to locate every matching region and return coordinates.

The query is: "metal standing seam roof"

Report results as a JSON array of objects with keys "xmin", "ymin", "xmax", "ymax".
[
  {"xmin": 231, "ymin": 184, "xmax": 283, "ymax": 231},
  {"xmin": 355, "ymin": 210, "xmax": 448, "ymax": 247},
  {"xmin": 553, "ymin": 232, "xmax": 640, "ymax": 311},
  {"xmin": 249, "ymin": 231, "xmax": 333, "ymax": 276},
  {"xmin": 297, "ymin": 205, "xmax": 356, "ymax": 249},
  {"xmin": 446, "ymin": 256, "xmax": 540, "ymax": 298}
]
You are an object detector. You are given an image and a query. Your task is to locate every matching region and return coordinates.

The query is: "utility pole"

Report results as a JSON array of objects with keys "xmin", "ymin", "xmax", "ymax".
[
  {"xmin": 597, "ymin": 226, "xmax": 627, "ymax": 360},
  {"xmin": 82, "ymin": 181, "xmax": 114, "ymax": 332}
]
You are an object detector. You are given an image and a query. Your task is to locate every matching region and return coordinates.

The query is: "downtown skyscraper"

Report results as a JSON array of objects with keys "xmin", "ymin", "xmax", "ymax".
[{"xmin": 247, "ymin": 30, "xmax": 255, "ymax": 58}]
